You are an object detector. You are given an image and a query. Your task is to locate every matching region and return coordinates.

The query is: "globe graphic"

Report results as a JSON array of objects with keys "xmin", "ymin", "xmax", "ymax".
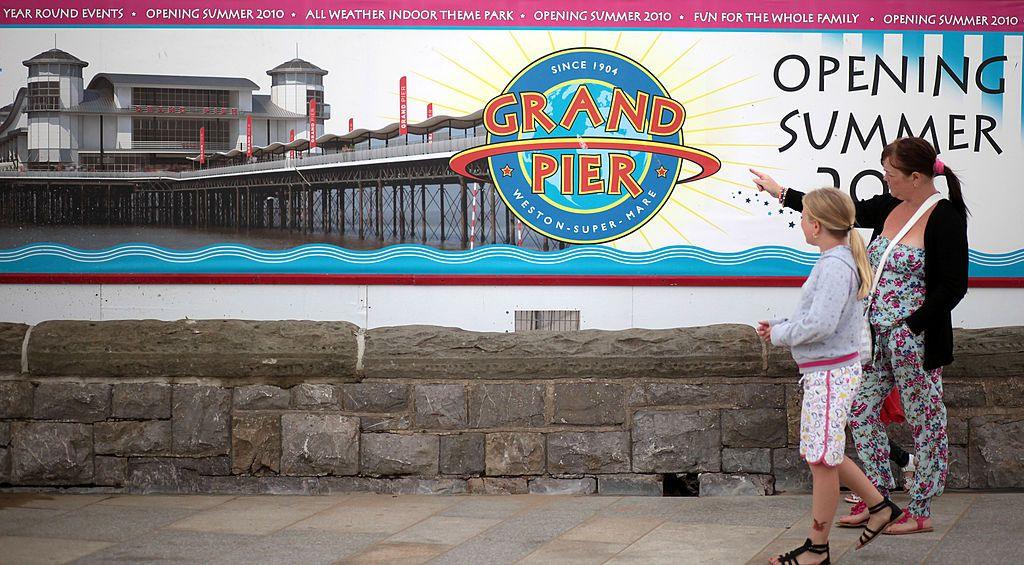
[{"xmin": 518, "ymin": 82, "xmax": 654, "ymax": 212}]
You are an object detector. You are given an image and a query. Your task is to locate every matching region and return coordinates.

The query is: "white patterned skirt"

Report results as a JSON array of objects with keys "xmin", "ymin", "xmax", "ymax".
[{"xmin": 799, "ymin": 362, "xmax": 862, "ymax": 467}]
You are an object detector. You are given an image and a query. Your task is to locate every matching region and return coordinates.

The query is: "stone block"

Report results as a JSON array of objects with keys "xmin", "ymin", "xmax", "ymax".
[
  {"xmin": 9, "ymin": 422, "xmax": 93, "ymax": 485},
  {"xmin": 0, "ymin": 421, "xmax": 9, "ymax": 446},
  {"xmin": 26, "ymin": 320, "xmax": 360, "ymax": 380},
  {"xmin": 785, "ymin": 384, "xmax": 802, "ymax": 446},
  {"xmin": 95, "ymin": 421, "xmax": 172, "ymax": 456},
  {"xmin": 280, "ymin": 413, "xmax": 359, "ymax": 476},
  {"xmin": 340, "ymin": 383, "xmax": 410, "ymax": 412},
  {"xmin": 948, "ymin": 416, "xmax": 968, "ymax": 446},
  {"xmin": 552, "ymin": 382, "xmax": 626, "ymax": 425},
  {"xmin": 360, "ymin": 414, "xmax": 412, "ymax": 431},
  {"xmin": 969, "ymin": 415, "xmax": 1024, "ymax": 488},
  {"xmin": 0, "ymin": 323, "xmax": 28, "ymax": 372},
  {"xmin": 467, "ymin": 477, "xmax": 529, "ymax": 494},
  {"xmin": 291, "ymin": 384, "xmax": 339, "ymax": 410},
  {"xmin": 986, "ymin": 377, "xmax": 1024, "ymax": 407},
  {"xmin": 112, "ymin": 383, "xmax": 172, "ymax": 419},
  {"xmin": 172, "ymin": 385, "xmax": 231, "ymax": 456},
  {"xmin": 597, "ymin": 474, "xmax": 663, "ymax": 496},
  {"xmin": 440, "ymin": 433, "xmax": 485, "ymax": 475},
  {"xmin": 0, "ymin": 382, "xmax": 33, "ymax": 418},
  {"xmin": 529, "ymin": 477, "xmax": 597, "ymax": 495},
  {"xmin": 722, "ymin": 448, "xmax": 772, "ymax": 473},
  {"xmin": 124, "ymin": 457, "xmax": 228, "ymax": 493},
  {"xmin": 947, "ymin": 445, "xmax": 970, "ymax": 489},
  {"xmin": 196, "ymin": 476, "xmax": 260, "ymax": 494},
  {"xmin": 414, "ymin": 384, "xmax": 467, "ymax": 429},
  {"xmin": 233, "ymin": 385, "xmax": 290, "ymax": 410},
  {"xmin": 629, "ymin": 382, "xmax": 785, "ymax": 409},
  {"xmin": 231, "ymin": 413, "xmax": 281, "ymax": 475},
  {"xmin": 485, "ymin": 432, "xmax": 545, "ymax": 476},
  {"xmin": 33, "ymin": 383, "xmax": 110, "ymax": 423},
  {"xmin": 0, "ymin": 447, "xmax": 8, "ymax": 483},
  {"xmin": 363, "ymin": 324, "xmax": 763, "ymax": 379},
  {"xmin": 257, "ymin": 477, "xmax": 322, "ymax": 495},
  {"xmin": 943, "ymin": 383, "xmax": 986, "ymax": 408},
  {"xmin": 361, "ymin": 433, "xmax": 439, "ymax": 476},
  {"xmin": 94, "ymin": 456, "xmax": 127, "ymax": 487},
  {"xmin": 389, "ymin": 478, "xmax": 469, "ymax": 495},
  {"xmin": 772, "ymin": 448, "xmax": 812, "ymax": 493},
  {"xmin": 722, "ymin": 409, "xmax": 787, "ymax": 448},
  {"xmin": 698, "ymin": 473, "xmax": 774, "ymax": 496},
  {"xmin": 547, "ymin": 431, "xmax": 631, "ymax": 474},
  {"xmin": 467, "ymin": 383, "xmax": 544, "ymax": 428},
  {"xmin": 765, "ymin": 341, "xmax": 800, "ymax": 377},
  {"xmin": 632, "ymin": 409, "xmax": 720, "ymax": 473},
  {"xmin": 126, "ymin": 458, "xmax": 198, "ymax": 493},
  {"xmin": 945, "ymin": 326, "xmax": 1024, "ymax": 378}
]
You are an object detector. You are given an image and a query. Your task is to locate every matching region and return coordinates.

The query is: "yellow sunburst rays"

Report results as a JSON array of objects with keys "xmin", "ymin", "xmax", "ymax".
[{"xmin": 421, "ymin": 32, "xmax": 784, "ymax": 251}]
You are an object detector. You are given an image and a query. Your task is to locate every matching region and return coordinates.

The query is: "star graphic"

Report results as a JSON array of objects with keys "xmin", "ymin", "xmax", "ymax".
[
  {"xmin": 656, "ymin": 166, "xmax": 668, "ymax": 178},
  {"xmin": 501, "ymin": 164, "xmax": 514, "ymax": 177},
  {"xmin": 789, "ymin": 221, "xmax": 796, "ymax": 228},
  {"xmin": 745, "ymin": 198, "xmax": 751, "ymax": 203}
]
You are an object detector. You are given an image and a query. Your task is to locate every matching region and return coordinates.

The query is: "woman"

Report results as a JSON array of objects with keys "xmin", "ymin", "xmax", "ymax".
[{"xmin": 751, "ymin": 137, "xmax": 969, "ymax": 535}]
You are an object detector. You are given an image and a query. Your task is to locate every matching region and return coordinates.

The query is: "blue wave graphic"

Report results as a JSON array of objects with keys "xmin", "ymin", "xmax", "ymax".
[{"xmin": 0, "ymin": 243, "xmax": 1021, "ymax": 277}]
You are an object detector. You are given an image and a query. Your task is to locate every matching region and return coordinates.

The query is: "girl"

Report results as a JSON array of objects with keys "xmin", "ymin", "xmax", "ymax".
[{"xmin": 758, "ymin": 188, "xmax": 903, "ymax": 564}]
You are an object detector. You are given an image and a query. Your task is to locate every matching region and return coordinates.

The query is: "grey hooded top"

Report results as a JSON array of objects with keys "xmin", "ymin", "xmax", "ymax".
[{"xmin": 771, "ymin": 245, "xmax": 865, "ymax": 374}]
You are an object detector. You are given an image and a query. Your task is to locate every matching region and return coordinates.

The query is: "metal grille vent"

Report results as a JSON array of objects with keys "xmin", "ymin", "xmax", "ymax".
[{"xmin": 514, "ymin": 310, "xmax": 580, "ymax": 332}]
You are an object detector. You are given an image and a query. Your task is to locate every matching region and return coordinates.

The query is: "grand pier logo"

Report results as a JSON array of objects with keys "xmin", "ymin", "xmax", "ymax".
[{"xmin": 450, "ymin": 47, "xmax": 721, "ymax": 244}]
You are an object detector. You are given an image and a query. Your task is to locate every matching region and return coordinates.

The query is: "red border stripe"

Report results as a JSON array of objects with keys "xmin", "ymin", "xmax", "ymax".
[{"xmin": 0, "ymin": 274, "xmax": 1021, "ymax": 287}]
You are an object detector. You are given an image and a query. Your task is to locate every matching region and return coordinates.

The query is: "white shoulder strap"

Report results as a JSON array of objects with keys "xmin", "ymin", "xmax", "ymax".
[{"xmin": 866, "ymin": 193, "xmax": 943, "ymax": 304}]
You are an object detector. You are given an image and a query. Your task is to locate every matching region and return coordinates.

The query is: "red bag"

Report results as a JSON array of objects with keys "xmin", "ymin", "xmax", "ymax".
[{"xmin": 880, "ymin": 389, "xmax": 906, "ymax": 425}]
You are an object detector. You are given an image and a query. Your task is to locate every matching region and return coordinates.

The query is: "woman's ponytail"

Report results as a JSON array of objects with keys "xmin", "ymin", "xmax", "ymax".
[{"xmin": 941, "ymin": 165, "xmax": 970, "ymax": 219}]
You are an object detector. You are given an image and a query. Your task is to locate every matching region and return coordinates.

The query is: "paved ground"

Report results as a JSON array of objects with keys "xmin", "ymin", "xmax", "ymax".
[{"xmin": 0, "ymin": 491, "xmax": 1018, "ymax": 564}]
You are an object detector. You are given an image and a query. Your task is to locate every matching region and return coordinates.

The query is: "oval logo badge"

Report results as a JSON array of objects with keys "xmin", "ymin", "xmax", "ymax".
[{"xmin": 451, "ymin": 47, "xmax": 721, "ymax": 244}]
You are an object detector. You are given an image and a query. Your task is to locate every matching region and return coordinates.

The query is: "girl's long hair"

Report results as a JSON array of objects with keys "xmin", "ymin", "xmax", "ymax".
[{"xmin": 804, "ymin": 187, "xmax": 873, "ymax": 299}]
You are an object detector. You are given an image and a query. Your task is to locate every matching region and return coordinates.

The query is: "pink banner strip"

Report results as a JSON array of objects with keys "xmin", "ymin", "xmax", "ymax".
[{"xmin": 1, "ymin": 1, "xmax": 1022, "ymax": 31}]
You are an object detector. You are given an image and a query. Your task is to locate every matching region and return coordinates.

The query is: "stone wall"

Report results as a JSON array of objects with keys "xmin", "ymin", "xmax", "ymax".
[{"xmin": 1, "ymin": 321, "xmax": 1021, "ymax": 496}]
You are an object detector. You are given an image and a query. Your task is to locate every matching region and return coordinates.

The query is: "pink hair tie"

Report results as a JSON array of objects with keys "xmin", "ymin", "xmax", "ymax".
[{"xmin": 933, "ymin": 158, "xmax": 945, "ymax": 175}]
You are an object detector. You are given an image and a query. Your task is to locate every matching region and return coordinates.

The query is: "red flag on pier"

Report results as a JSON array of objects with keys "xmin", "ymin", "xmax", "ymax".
[
  {"xmin": 427, "ymin": 103, "xmax": 433, "ymax": 142},
  {"xmin": 289, "ymin": 129, "xmax": 295, "ymax": 159},
  {"xmin": 399, "ymin": 76, "xmax": 408, "ymax": 135},
  {"xmin": 309, "ymin": 98, "xmax": 317, "ymax": 149},
  {"xmin": 199, "ymin": 126, "xmax": 206, "ymax": 165},
  {"xmin": 246, "ymin": 115, "xmax": 253, "ymax": 158},
  {"xmin": 348, "ymin": 117, "xmax": 354, "ymax": 133}
]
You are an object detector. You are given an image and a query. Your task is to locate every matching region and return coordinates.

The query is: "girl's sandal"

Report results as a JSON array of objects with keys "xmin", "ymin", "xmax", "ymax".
[
  {"xmin": 835, "ymin": 500, "xmax": 868, "ymax": 528},
  {"xmin": 883, "ymin": 513, "xmax": 934, "ymax": 535},
  {"xmin": 844, "ymin": 493, "xmax": 862, "ymax": 504},
  {"xmin": 772, "ymin": 538, "xmax": 830, "ymax": 565},
  {"xmin": 856, "ymin": 498, "xmax": 904, "ymax": 550}
]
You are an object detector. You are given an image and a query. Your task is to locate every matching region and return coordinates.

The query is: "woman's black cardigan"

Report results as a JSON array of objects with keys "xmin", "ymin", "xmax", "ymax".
[{"xmin": 783, "ymin": 190, "xmax": 969, "ymax": 370}]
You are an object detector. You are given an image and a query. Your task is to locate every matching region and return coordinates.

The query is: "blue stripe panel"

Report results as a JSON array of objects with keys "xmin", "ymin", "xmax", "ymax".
[{"xmin": 0, "ymin": 243, "xmax": 1020, "ymax": 278}]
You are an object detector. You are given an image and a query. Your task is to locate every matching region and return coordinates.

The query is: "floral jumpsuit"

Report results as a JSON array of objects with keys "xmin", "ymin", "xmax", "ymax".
[{"xmin": 848, "ymin": 237, "xmax": 949, "ymax": 518}]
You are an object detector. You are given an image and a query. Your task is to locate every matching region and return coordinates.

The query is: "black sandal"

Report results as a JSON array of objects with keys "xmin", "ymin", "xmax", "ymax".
[
  {"xmin": 773, "ymin": 538, "xmax": 830, "ymax": 564},
  {"xmin": 856, "ymin": 497, "xmax": 903, "ymax": 550}
]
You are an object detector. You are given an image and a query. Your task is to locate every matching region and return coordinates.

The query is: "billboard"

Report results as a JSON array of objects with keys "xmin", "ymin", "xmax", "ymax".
[{"xmin": 0, "ymin": 1, "xmax": 1021, "ymax": 284}]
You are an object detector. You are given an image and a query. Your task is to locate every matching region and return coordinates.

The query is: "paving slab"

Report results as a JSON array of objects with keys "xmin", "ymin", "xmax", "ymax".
[
  {"xmin": 218, "ymin": 530, "xmax": 386, "ymax": 565},
  {"xmin": 518, "ymin": 539, "xmax": 628, "ymax": 564},
  {"xmin": 0, "ymin": 536, "xmax": 111, "ymax": 565},
  {"xmin": 608, "ymin": 523, "xmax": 782, "ymax": 564},
  {"xmin": 0, "ymin": 491, "xmax": 1014, "ymax": 565},
  {"xmin": 9, "ymin": 504, "xmax": 195, "ymax": 542}
]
